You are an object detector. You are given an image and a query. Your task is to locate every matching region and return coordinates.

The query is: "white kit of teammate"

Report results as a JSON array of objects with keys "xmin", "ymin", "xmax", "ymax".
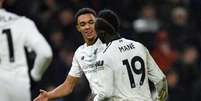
[
  {"xmin": 0, "ymin": 9, "xmax": 52, "ymax": 101},
  {"xmin": 95, "ymin": 38, "xmax": 166, "ymax": 101},
  {"xmin": 69, "ymin": 38, "xmax": 105, "ymax": 94},
  {"xmin": 93, "ymin": 9, "xmax": 168, "ymax": 101}
]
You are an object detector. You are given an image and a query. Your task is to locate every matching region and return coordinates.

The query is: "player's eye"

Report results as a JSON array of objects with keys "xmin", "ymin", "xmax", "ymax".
[
  {"xmin": 88, "ymin": 20, "xmax": 95, "ymax": 25},
  {"xmin": 79, "ymin": 22, "xmax": 86, "ymax": 27}
]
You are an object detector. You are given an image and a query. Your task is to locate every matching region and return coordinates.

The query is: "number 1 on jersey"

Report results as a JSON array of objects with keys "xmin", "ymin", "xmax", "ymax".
[
  {"xmin": 2, "ymin": 29, "xmax": 15, "ymax": 62},
  {"xmin": 122, "ymin": 56, "xmax": 145, "ymax": 88}
]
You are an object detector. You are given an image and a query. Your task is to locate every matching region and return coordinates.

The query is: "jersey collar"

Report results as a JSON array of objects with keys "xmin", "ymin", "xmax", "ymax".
[{"xmin": 84, "ymin": 38, "xmax": 103, "ymax": 48}]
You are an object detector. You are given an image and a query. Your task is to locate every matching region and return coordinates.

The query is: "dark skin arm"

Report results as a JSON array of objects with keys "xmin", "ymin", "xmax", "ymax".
[{"xmin": 34, "ymin": 75, "xmax": 80, "ymax": 101}]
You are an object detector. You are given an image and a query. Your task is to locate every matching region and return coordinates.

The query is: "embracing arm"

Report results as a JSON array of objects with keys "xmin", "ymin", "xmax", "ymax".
[{"xmin": 145, "ymin": 46, "xmax": 168, "ymax": 101}]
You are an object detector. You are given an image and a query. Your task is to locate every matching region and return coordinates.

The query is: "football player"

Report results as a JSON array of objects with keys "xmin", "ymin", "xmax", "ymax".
[
  {"xmin": 0, "ymin": 0, "xmax": 53, "ymax": 101},
  {"xmin": 93, "ymin": 9, "xmax": 168, "ymax": 101}
]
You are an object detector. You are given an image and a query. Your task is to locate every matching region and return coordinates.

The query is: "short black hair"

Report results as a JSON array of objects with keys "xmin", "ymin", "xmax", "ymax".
[
  {"xmin": 98, "ymin": 9, "xmax": 120, "ymax": 32},
  {"xmin": 74, "ymin": 8, "xmax": 96, "ymax": 25}
]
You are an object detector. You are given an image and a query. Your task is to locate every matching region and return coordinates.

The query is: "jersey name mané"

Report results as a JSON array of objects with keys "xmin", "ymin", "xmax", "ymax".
[{"xmin": 96, "ymin": 38, "xmax": 165, "ymax": 101}]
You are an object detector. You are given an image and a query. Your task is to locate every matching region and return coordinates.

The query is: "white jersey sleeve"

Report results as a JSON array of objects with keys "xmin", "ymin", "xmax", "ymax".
[
  {"xmin": 22, "ymin": 18, "xmax": 53, "ymax": 81},
  {"xmin": 145, "ymin": 47, "xmax": 165, "ymax": 84},
  {"xmin": 145, "ymin": 46, "xmax": 168, "ymax": 100},
  {"xmin": 68, "ymin": 49, "xmax": 83, "ymax": 77}
]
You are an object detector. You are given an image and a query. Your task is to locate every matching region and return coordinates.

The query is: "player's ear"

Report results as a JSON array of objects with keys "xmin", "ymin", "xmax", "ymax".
[{"xmin": 76, "ymin": 25, "xmax": 81, "ymax": 32}]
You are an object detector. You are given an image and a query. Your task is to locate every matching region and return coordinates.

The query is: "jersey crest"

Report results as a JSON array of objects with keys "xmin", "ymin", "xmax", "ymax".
[{"xmin": 95, "ymin": 60, "xmax": 104, "ymax": 67}]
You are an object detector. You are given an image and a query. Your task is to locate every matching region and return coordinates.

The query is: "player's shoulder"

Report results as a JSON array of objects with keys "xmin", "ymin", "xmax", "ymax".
[
  {"xmin": 73, "ymin": 44, "xmax": 85, "ymax": 56},
  {"xmin": 122, "ymin": 38, "xmax": 141, "ymax": 45},
  {"xmin": 0, "ymin": 9, "xmax": 20, "ymax": 18},
  {"xmin": 124, "ymin": 38, "xmax": 147, "ymax": 49},
  {"xmin": 0, "ymin": 10, "xmax": 32, "ymax": 23},
  {"xmin": 110, "ymin": 38, "xmax": 144, "ymax": 49},
  {"xmin": 16, "ymin": 16, "xmax": 35, "ymax": 26},
  {"xmin": 0, "ymin": 9, "xmax": 36, "ymax": 28},
  {"xmin": 0, "ymin": 9, "xmax": 20, "ymax": 26},
  {"xmin": 75, "ymin": 39, "xmax": 104, "ymax": 54}
]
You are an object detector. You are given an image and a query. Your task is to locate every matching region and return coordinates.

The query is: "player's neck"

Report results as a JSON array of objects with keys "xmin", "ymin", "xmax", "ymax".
[
  {"xmin": 105, "ymin": 34, "xmax": 121, "ymax": 45},
  {"xmin": 86, "ymin": 37, "xmax": 98, "ymax": 46}
]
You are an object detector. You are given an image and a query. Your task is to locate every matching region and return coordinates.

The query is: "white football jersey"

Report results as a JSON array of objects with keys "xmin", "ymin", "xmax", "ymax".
[
  {"xmin": 0, "ymin": 9, "xmax": 52, "ymax": 81},
  {"xmin": 95, "ymin": 38, "xmax": 165, "ymax": 101},
  {"xmin": 68, "ymin": 38, "xmax": 106, "ymax": 94}
]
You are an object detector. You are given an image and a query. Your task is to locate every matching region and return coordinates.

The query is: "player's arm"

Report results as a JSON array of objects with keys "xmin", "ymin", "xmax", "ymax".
[
  {"xmin": 30, "ymin": 40, "xmax": 52, "ymax": 81},
  {"xmin": 34, "ymin": 75, "xmax": 79, "ymax": 101},
  {"xmin": 23, "ymin": 18, "xmax": 53, "ymax": 81},
  {"xmin": 34, "ymin": 48, "xmax": 83, "ymax": 101},
  {"xmin": 47, "ymin": 75, "xmax": 79, "ymax": 99},
  {"xmin": 145, "ymin": 47, "xmax": 168, "ymax": 101}
]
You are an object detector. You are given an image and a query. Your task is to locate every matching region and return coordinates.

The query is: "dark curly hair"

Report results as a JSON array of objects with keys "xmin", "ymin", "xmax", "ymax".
[
  {"xmin": 74, "ymin": 8, "xmax": 96, "ymax": 25},
  {"xmin": 98, "ymin": 9, "xmax": 120, "ymax": 32}
]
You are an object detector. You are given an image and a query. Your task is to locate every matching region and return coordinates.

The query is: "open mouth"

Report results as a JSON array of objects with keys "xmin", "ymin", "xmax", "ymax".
[{"xmin": 85, "ymin": 30, "xmax": 93, "ymax": 37}]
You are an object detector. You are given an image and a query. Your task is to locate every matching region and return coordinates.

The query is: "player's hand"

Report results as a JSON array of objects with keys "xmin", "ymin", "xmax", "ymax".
[
  {"xmin": 33, "ymin": 89, "xmax": 49, "ymax": 101},
  {"xmin": 154, "ymin": 88, "xmax": 167, "ymax": 101},
  {"xmin": 158, "ymin": 88, "xmax": 168, "ymax": 101}
]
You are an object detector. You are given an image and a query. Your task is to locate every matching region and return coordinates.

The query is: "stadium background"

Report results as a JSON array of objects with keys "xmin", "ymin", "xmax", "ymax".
[{"xmin": 2, "ymin": 0, "xmax": 201, "ymax": 101}]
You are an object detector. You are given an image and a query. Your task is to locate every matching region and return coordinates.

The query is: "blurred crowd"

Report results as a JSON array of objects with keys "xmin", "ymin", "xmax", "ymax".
[{"xmin": 3, "ymin": 0, "xmax": 201, "ymax": 101}]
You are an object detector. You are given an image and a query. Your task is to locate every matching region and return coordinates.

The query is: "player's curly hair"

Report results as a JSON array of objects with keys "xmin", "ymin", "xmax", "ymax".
[
  {"xmin": 98, "ymin": 9, "xmax": 120, "ymax": 32},
  {"xmin": 74, "ymin": 8, "xmax": 96, "ymax": 25}
]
